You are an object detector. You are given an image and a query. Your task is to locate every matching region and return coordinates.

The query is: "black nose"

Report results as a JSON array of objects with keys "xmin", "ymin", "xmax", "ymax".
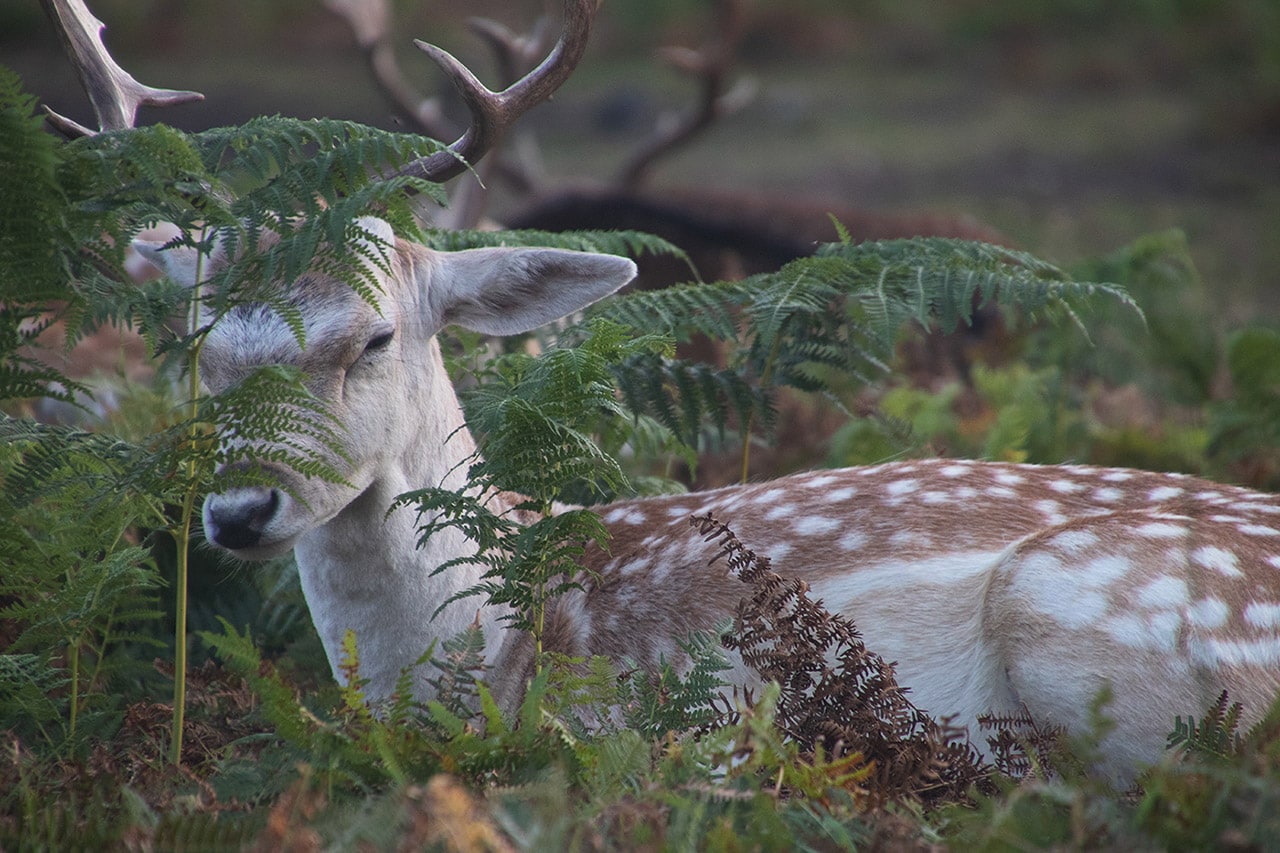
[{"xmin": 204, "ymin": 489, "xmax": 280, "ymax": 550}]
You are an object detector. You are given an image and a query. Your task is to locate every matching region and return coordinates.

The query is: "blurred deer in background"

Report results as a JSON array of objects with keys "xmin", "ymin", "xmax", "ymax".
[{"xmin": 327, "ymin": 0, "xmax": 1014, "ymax": 486}]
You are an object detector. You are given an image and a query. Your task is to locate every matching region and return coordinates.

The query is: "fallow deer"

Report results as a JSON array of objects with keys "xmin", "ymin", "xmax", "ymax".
[
  {"xmin": 137, "ymin": 207, "xmax": 1280, "ymax": 781},
  {"xmin": 55, "ymin": 0, "xmax": 1280, "ymax": 782}
]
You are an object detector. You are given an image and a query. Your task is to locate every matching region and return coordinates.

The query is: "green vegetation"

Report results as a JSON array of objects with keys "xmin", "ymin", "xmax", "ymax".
[{"xmin": 4, "ymin": 37, "xmax": 1280, "ymax": 850}]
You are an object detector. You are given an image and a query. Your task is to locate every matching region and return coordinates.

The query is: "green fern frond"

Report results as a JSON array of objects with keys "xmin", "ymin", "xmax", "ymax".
[
  {"xmin": 0, "ymin": 66, "xmax": 70, "ymax": 303},
  {"xmin": 420, "ymin": 227, "xmax": 689, "ymax": 269}
]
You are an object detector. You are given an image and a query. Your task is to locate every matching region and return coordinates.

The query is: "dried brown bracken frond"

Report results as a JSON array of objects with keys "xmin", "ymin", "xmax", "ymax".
[
  {"xmin": 978, "ymin": 706, "xmax": 1064, "ymax": 780},
  {"xmin": 692, "ymin": 512, "xmax": 991, "ymax": 807}
]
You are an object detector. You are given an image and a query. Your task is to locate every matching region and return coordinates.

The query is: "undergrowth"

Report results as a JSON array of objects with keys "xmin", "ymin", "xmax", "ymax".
[{"xmin": 4, "ymin": 63, "xmax": 1280, "ymax": 850}]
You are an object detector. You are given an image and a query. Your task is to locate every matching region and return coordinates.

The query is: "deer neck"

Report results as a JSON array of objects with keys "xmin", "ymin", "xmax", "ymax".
[{"xmin": 292, "ymin": 334, "xmax": 513, "ymax": 703}]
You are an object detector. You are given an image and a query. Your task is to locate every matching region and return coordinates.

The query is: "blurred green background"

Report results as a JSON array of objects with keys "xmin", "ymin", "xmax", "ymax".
[{"xmin": 5, "ymin": 0, "xmax": 1279, "ymax": 325}]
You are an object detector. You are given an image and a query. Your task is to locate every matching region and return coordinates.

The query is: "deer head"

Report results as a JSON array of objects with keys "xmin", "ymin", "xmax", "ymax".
[{"xmin": 133, "ymin": 218, "xmax": 636, "ymax": 560}]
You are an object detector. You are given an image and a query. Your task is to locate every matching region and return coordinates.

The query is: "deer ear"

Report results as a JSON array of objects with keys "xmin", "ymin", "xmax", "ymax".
[
  {"xmin": 430, "ymin": 247, "xmax": 637, "ymax": 336},
  {"xmin": 130, "ymin": 224, "xmax": 222, "ymax": 288},
  {"xmin": 352, "ymin": 216, "xmax": 396, "ymax": 269}
]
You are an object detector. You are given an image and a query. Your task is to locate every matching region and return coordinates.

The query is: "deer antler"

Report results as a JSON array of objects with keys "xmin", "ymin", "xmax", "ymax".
[
  {"xmin": 39, "ymin": 0, "xmax": 203, "ymax": 136},
  {"xmin": 616, "ymin": 0, "xmax": 755, "ymax": 189},
  {"xmin": 398, "ymin": 0, "xmax": 599, "ymax": 184}
]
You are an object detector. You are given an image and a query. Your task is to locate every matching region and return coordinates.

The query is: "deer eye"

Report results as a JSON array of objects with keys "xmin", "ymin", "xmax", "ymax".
[{"xmin": 363, "ymin": 330, "xmax": 394, "ymax": 354}]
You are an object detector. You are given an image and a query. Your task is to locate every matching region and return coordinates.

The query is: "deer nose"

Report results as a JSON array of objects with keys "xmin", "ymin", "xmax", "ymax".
[{"xmin": 203, "ymin": 488, "xmax": 281, "ymax": 551}]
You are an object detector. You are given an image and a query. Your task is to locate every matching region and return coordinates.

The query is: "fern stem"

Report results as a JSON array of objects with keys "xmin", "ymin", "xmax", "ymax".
[
  {"xmin": 67, "ymin": 641, "xmax": 79, "ymax": 743},
  {"xmin": 740, "ymin": 333, "xmax": 785, "ymax": 484},
  {"xmin": 170, "ymin": 269, "xmax": 206, "ymax": 766}
]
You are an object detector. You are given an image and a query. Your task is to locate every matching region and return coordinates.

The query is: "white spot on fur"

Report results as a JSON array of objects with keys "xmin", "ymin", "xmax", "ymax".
[
  {"xmin": 1080, "ymin": 553, "xmax": 1132, "ymax": 586},
  {"xmin": 986, "ymin": 486, "xmax": 1017, "ymax": 500},
  {"xmin": 805, "ymin": 474, "xmax": 839, "ymax": 489},
  {"xmin": 1022, "ymin": 552, "xmax": 1111, "ymax": 628},
  {"xmin": 1137, "ymin": 576, "xmax": 1189, "ymax": 609},
  {"xmin": 603, "ymin": 507, "xmax": 631, "ymax": 524},
  {"xmin": 768, "ymin": 541, "xmax": 795, "ymax": 562},
  {"xmin": 1104, "ymin": 613, "xmax": 1149, "ymax": 648},
  {"xmin": 1050, "ymin": 529, "xmax": 1100, "ymax": 554},
  {"xmin": 621, "ymin": 555, "xmax": 653, "ymax": 577},
  {"xmin": 1101, "ymin": 470, "xmax": 1134, "ymax": 482},
  {"xmin": 1196, "ymin": 637, "xmax": 1280, "ymax": 668},
  {"xmin": 1148, "ymin": 485, "xmax": 1184, "ymax": 501},
  {"xmin": 1239, "ymin": 524, "xmax": 1280, "ymax": 537},
  {"xmin": 764, "ymin": 503, "xmax": 797, "ymax": 521},
  {"xmin": 1092, "ymin": 487, "xmax": 1124, "ymax": 502},
  {"xmin": 993, "ymin": 470, "xmax": 1026, "ymax": 486},
  {"xmin": 1268, "ymin": 555, "xmax": 1280, "ymax": 570},
  {"xmin": 1244, "ymin": 602, "xmax": 1280, "ymax": 629},
  {"xmin": 838, "ymin": 529, "xmax": 867, "ymax": 552},
  {"xmin": 1188, "ymin": 597, "xmax": 1229, "ymax": 628},
  {"xmin": 827, "ymin": 486, "xmax": 856, "ymax": 502},
  {"xmin": 921, "ymin": 490, "xmax": 953, "ymax": 505},
  {"xmin": 886, "ymin": 479, "xmax": 920, "ymax": 497},
  {"xmin": 1048, "ymin": 479, "xmax": 1085, "ymax": 494},
  {"xmin": 1193, "ymin": 545, "xmax": 1242, "ymax": 577},
  {"xmin": 890, "ymin": 529, "xmax": 927, "ymax": 548},
  {"xmin": 1137, "ymin": 521, "xmax": 1187, "ymax": 538},
  {"xmin": 793, "ymin": 516, "xmax": 841, "ymax": 536},
  {"xmin": 758, "ymin": 487, "xmax": 789, "ymax": 505},
  {"xmin": 1237, "ymin": 502, "xmax": 1280, "ymax": 515},
  {"xmin": 940, "ymin": 465, "xmax": 970, "ymax": 478},
  {"xmin": 665, "ymin": 506, "xmax": 693, "ymax": 519},
  {"xmin": 1035, "ymin": 499, "xmax": 1064, "ymax": 524}
]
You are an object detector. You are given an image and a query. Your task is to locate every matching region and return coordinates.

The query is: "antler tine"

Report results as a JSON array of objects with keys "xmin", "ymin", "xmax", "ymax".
[
  {"xmin": 467, "ymin": 15, "xmax": 554, "ymax": 88},
  {"xmin": 323, "ymin": 0, "xmax": 455, "ymax": 139},
  {"xmin": 40, "ymin": 0, "xmax": 202, "ymax": 136},
  {"xmin": 616, "ymin": 0, "xmax": 754, "ymax": 189},
  {"xmin": 398, "ymin": 0, "xmax": 598, "ymax": 184}
]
